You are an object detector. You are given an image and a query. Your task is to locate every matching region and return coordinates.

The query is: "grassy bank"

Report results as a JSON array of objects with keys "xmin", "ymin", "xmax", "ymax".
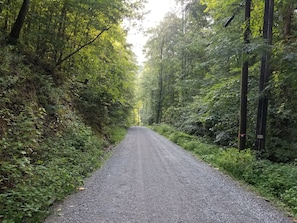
[
  {"xmin": 0, "ymin": 123, "xmax": 126, "ymax": 223},
  {"xmin": 0, "ymin": 46, "xmax": 128, "ymax": 223},
  {"xmin": 151, "ymin": 124, "xmax": 297, "ymax": 219}
]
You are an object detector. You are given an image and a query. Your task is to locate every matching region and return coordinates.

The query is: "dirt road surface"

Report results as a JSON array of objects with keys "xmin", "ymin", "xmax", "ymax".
[{"xmin": 45, "ymin": 127, "xmax": 293, "ymax": 223}]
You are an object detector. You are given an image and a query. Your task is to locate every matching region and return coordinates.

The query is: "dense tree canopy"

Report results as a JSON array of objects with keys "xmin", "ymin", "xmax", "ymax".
[
  {"xmin": 1, "ymin": 0, "xmax": 143, "ymax": 132},
  {"xmin": 139, "ymin": 0, "xmax": 297, "ymax": 162}
]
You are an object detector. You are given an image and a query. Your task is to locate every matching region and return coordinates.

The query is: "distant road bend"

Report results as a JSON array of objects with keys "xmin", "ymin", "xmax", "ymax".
[{"xmin": 45, "ymin": 127, "xmax": 293, "ymax": 223}]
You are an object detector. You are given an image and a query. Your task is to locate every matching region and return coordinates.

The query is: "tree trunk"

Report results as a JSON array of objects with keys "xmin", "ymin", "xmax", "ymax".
[
  {"xmin": 156, "ymin": 38, "xmax": 164, "ymax": 124},
  {"xmin": 282, "ymin": 4, "xmax": 293, "ymax": 40},
  {"xmin": 8, "ymin": 0, "xmax": 30, "ymax": 44},
  {"xmin": 55, "ymin": 3, "xmax": 67, "ymax": 63}
]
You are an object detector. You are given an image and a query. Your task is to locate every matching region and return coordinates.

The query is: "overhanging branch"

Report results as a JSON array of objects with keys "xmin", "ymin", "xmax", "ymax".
[{"xmin": 55, "ymin": 26, "xmax": 111, "ymax": 68}]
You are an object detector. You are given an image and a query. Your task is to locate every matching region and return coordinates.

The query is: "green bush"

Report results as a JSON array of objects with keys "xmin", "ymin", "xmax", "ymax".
[
  {"xmin": 282, "ymin": 186, "xmax": 297, "ymax": 215},
  {"xmin": 0, "ymin": 47, "xmax": 119, "ymax": 222},
  {"xmin": 0, "ymin": 121, "xmax": 106, "ymax": 223},
  {"xmin": 108, "ymin": 127, "xmax": 127, "ymax": 144},
  {"xmin": 216, "ymin": 148, "xmax": 255, "ymax": 178},
  {"xmin": 150, "ymin": 124, "xmax": 174, "ymax": 136}
]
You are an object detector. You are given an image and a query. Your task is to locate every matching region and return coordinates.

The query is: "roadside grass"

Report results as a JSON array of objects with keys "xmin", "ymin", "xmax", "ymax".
[
  {"xmin": 108, "ymin": 127, "xmax": 128, "ymax": 144},
  {"xmin": 150, "ymin": 124, "xmax": 297, "ymax": 219}
]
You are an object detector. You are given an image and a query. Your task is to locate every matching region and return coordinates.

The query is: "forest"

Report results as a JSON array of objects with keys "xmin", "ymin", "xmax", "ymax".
[
  {"xmin": 0, "ymin": 0, "xmax": 297, "ymax": 222},
  {"xmin": 0, "ymin": 0, "xmax": 143, "ymax": 222},
  {"xmin": 139, "ymin": 0, "xmax": 297, "ymax": 162}
]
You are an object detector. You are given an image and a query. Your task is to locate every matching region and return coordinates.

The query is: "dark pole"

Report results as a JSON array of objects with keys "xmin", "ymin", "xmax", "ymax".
[
  {"xmin": 238, "ymin": 0, "xmax": 251, "ymax": 150},
  {"xmin": 255, "ymin": 0, "xmax": 274, "ymax": 151}
]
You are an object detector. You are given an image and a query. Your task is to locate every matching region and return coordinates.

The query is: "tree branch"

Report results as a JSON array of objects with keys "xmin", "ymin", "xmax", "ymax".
[{"xmin": 55, "ymin": 27, "xmax": 111, "ymax": 68}]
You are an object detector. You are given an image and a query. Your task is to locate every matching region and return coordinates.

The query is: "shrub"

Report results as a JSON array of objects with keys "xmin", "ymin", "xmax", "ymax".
[
  {"xmin": 0, "ymin": 121, "xmax": 106, "ymax": 223},
  {"xmin": 216, "ymin": 148, "xmax": 255, "ymax": 178},
  {"xmin": 282, "ymin": 186, "xmax": 297, "ymax": 215}
]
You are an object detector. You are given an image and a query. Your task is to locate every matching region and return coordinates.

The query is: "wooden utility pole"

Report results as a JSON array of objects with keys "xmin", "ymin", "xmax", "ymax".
[
  {"xmin": 238, "ymin": 0, "xmax": 251, "ymax": 150},
  {"xmin": 255, "ymin": 0, "xmax": 274, "ymax": 151}
]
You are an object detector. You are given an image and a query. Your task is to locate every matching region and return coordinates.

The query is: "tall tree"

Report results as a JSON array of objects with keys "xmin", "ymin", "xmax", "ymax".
[{"xmin": 8, "ymin": 0, "xmax": 30, "ymax": 44}]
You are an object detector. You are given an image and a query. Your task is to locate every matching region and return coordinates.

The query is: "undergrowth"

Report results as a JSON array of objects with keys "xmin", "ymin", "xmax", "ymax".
[
  {"xmin": 151, "ymin": 124, "xmax": 297, "ymax": 219},
  {"xmin": 0, "ymin": 46, "xmax": 127, "ymax": 222}
]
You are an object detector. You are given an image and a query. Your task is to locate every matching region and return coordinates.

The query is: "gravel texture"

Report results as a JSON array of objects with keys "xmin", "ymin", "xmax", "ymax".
[{"xmin": 44, "ymin": 126, "xmax": 293, "ymax": 223}]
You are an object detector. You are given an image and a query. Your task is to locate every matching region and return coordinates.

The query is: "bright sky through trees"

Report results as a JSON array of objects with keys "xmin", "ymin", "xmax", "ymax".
[{"xmin": 127, "ymin": 0, "xmax": 176, "ymax": 64}]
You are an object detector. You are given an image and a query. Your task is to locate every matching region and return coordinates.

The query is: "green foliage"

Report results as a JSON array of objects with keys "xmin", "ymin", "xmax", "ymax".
[
  {"xmin": 1, "ymin": 0, "xmax": 144, "ymax": 62},
  {"xmin": 0, "ymin": 24, "xmax": 133, "ymax": 221},
  {"xmin": 0, "ymin": 0, "xmax": 140, "ymax": 222},
  {"xmin": 71, "ymin": 30, "xmax": 137, "ymax": 134},
  {"xmin": 215, "ymin": 148, "xmax": 255, "ymax": 178},
  {"xmin": 0, "ymin": 122, "xmax": 106, "ymax": 223},
  {"xmin": 152, "ymin": 124, "xmax": 297, "ymax": 217},
  {"xmin": 107, "ymin": 127, "xmax": 128, "ymax": 144},
  {"xmin": 140, "ymin": 0, "xmax": 297, "ymax": 162},
  {"xmin": 282, "ymin": 186, "xmax": 297, "ymax": 214}
]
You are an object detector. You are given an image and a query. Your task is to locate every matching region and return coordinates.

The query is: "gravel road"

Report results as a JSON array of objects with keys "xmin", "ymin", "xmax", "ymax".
[{"xmin": 45, "ymin": 126, "xmax": 293, "ymax": 223}]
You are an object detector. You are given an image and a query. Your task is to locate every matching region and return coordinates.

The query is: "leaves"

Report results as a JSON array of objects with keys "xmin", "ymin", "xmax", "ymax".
[
  {"xmin": 0, "ymin": 0, "xmax": 143, "ymax": 221},
  {"xmin": 139, "ymin": 0, "xmax": 297, "ymax": 160}
]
